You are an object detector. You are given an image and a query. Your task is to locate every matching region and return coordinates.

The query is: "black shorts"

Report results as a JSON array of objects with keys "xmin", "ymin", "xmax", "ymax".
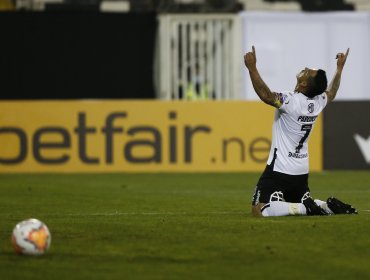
[{"xmin": 252, "ymin": 165, "xmax": 310, "ymax": 205}]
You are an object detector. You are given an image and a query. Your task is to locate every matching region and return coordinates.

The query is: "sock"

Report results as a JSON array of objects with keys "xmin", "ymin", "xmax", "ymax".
[
  {"xmin": 261, "ymin": 201, "xmax": 307, "ymax": 217},
  {"xmin": 314, "ymin": 199, "xmax": 334, "ymax": 214}
]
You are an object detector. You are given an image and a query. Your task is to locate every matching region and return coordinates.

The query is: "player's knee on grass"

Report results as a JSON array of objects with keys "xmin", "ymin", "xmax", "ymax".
[{"xmin": 251, "ymin": 204, "xmax": 264, "ymax": 217}]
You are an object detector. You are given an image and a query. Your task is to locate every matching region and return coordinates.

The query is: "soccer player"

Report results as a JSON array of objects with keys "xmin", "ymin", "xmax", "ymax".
[{"xmin": 244, "ymin": 46, "xmax": 357, "ymax": 217}]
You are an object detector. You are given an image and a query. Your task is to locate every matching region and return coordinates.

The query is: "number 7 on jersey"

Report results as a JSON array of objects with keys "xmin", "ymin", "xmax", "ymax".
[{"xmin": 296, "ymin": 124, "xmax": 313, "ymax": 153}]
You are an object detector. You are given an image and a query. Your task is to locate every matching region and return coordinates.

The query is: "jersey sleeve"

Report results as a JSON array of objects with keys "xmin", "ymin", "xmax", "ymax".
[
  {"xmin": 277, "ymin": 92, "xmax": 294, "ymax": 114},
  {"xmin": 320, "ymin": 92, "xmax": 329, "ymax": 109}
]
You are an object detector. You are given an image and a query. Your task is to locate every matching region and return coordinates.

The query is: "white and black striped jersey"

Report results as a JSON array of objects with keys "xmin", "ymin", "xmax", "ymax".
[{"xmin": 267, "ymin": 91, "xmax": 328, "ymax": 175}]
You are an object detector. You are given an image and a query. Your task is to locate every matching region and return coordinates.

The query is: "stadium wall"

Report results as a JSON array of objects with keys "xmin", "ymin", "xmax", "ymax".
[
  {"xmin": 0, "ymin": 12, "xmax": 157, "ymax": 99},
  {"xmin": 241, "ymin": 12, "xmax": 370, "ymax": 101},
  {"xmin": 0, "ymin": 101, "xmax": 323, "ymax": 173}
]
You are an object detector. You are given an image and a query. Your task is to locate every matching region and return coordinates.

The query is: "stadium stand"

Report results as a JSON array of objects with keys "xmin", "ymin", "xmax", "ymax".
[
  {"xmin": 240, "ymin": 0, "xmax": 370, "ymax": 11},
  {"xmin": 348, "ymin": 0, "xmax": 370, "ymax": 10},
  {"xmin": 0, "ymin": 0, "xmax": 15, "ymax": 10},
  {"xmin": 240, "ymin": 0, "xmax": 300, "ymax": 11},
  {"xmin": 8, "ymin": 0, "xmax": 370, "ymax": 12},
  {"xmin": 266, "ymin": 0, "xmax": 354, "ymax": 11}
]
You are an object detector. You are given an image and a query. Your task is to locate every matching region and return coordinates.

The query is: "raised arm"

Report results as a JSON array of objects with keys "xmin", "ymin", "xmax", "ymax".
[
  {"xmin": 326, "ymin": 48, "xmax": 350, "ymax": 102},
  {"xmin": 244, "ymin": 46, "xmax": 281, "ymax": 108}
]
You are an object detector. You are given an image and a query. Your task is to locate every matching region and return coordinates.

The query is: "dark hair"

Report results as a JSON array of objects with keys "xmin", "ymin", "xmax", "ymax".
[{"xmin": 307, "ymin": 69, "xmax": 327, "ymax": 98}]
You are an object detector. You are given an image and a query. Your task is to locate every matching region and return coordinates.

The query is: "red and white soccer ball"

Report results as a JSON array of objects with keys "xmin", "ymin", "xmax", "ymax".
[{"xmin": 11, "ymin": 218, "xmax": 51, "ymax": 255}]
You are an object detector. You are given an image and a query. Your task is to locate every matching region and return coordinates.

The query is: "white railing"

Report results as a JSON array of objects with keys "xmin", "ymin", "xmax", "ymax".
[{"xmin": 156, "ymin": 14, "xmax": 242, "ymax": 100}]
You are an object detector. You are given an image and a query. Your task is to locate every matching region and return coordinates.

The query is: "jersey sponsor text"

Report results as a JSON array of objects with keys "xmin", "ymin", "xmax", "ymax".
[
  {"xmin": 297, "ymin": 116, "xmax": 318, "ymax": 122},
  {"xmin": 288, "ymin": 152, "xmax": 308, "ymax": 159}
]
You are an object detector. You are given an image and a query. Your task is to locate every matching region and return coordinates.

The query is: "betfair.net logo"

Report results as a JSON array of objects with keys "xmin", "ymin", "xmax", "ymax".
[{"xmin": 0, "ymin": 111, "xmax": 270, "ymax": 166}]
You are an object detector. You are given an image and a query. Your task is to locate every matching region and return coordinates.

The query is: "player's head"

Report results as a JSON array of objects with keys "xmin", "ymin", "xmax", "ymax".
[{"xmin": 295, "ymin": 68, "xmax": 328, "ymax": 98}]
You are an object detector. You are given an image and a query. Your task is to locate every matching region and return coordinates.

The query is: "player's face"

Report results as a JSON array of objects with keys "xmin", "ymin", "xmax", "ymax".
[{"xmin": 295, "ymin": 68, "xmax": 318, "ymax": 93}]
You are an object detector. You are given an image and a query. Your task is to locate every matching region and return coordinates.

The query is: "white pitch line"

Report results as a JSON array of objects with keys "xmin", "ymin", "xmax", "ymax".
[{"xmin": 63, "ymin": 211, "xmax": 247, "ymax": 217}]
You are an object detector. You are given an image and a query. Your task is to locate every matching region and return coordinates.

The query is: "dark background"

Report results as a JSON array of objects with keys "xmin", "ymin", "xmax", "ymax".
[
  {"xmin": 0, "ymin": 12, "xmax": 157, "ymax": 99},
  {"xmin": 324, "ymin": 101, "xmax": 370, "ymax": 170}
]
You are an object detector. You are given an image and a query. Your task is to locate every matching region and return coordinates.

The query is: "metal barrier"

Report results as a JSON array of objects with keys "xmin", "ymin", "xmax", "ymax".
[{"xmin": 156, "ymin": 14, "xmax": 242, "ymax": 100}]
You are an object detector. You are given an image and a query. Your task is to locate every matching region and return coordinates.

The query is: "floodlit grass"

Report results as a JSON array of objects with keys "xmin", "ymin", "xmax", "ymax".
[{"xmin": 0, "ymin": 172, "xmax": 370, "ymax": 280}]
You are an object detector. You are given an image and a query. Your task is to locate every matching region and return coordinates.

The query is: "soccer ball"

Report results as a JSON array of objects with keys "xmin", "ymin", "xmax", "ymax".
[{"xmin": 11, "ymin": 218, "xmax": 51, "ymax": 255}]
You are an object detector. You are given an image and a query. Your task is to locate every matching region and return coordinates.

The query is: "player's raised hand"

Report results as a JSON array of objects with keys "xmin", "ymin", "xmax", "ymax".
[
  {"xmin": 244, "ymin": 45, "xmax": 257, "ymax": 71},
  {"xmin": 335, "ymin": 48, "xmax": 350, "ymax": 69}
]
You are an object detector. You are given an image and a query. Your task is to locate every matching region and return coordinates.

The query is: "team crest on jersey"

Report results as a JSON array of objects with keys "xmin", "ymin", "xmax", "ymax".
[{"xmin": 308, "ymin": 103, "xmax": 314, "ymax": 113}]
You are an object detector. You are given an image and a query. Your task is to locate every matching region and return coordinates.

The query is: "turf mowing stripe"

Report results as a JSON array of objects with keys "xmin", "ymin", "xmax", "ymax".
[
  {"xmin": 44, "ymin": 210, "xmax": 369, "ymax": 216},
  {"xmin": 62, "ymin": 211, "xmax": 248, "ymax": 216}
]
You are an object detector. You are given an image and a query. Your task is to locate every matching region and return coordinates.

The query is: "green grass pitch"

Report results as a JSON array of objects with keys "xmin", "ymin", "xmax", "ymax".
[{"xmin": 0, "ymin": 172, "xmax": 370, "ymax": 280}]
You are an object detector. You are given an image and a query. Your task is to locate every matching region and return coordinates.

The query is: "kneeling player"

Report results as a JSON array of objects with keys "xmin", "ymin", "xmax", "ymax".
[{"xmin": 244, "ymin": 46, "xmax": 357, "ymax": 217}]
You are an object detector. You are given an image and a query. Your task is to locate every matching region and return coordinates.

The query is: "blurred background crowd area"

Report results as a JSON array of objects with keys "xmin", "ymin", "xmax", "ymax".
[
  {"xmin": 1, "ymin": 0, "xmax": 370, "ymax": 13},
  {"xmin": 1, "ymin": 1, "xmax": 369, "ymax": 100}
]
